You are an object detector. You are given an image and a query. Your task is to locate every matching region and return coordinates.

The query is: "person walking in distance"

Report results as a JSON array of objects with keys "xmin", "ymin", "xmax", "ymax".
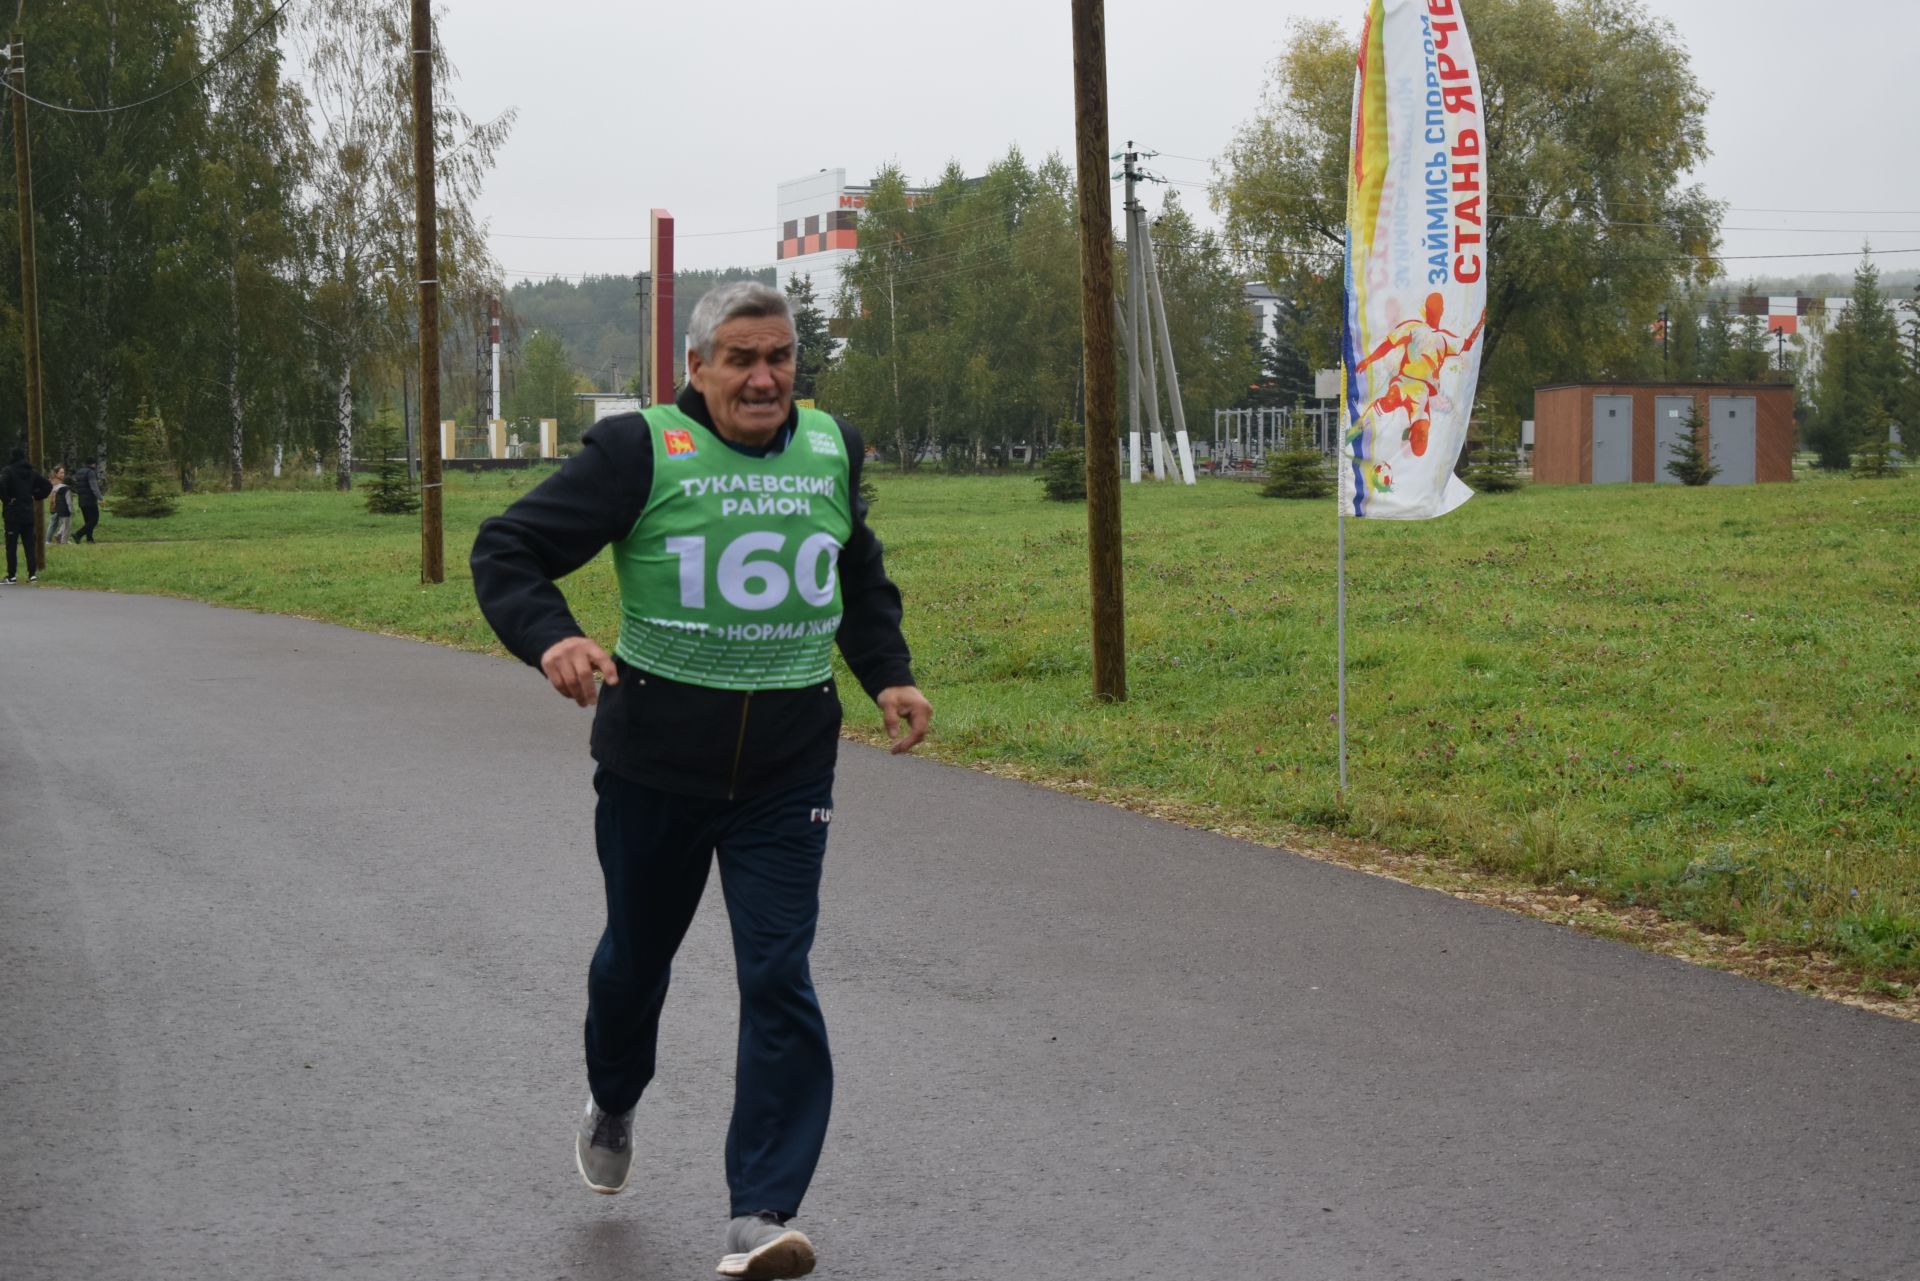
[
  {"xmin": 70, "ymin": 457, "xmax": 103, "ymax": 543},
  {"xmin": 471, "ymin": 282, "xmax": 931, "ymax": 1280},
  {"xmin": 46, "ymin": 466, "xmax": 72, "ymax": 546},
  {"xmin": 2, "ymin": 446, "xmax": 51, "ymax": 583}
]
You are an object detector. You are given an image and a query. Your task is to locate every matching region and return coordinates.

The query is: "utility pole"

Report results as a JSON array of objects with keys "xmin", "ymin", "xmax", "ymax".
[
  {"xmin": 10, "ymin": 34, "xmax": 46, "ymax": 568},
  {"xmin": 410, "ymin": 0, "xmax": 443, "ymax": 583},
  {"xmin": 1775, "ymin": 327, "xmax": 1787, "ymax": 378},
  {"xmin": 402, "ymin": 367, "xmax": 416, "ymax": 481},
  {"xmin": 1118, "ymin": 144, "xmax": 1193, "ymax": 485},
  {"xmin": 635, "ymin": 271, "xmax": 651, "ymax": 406},
  {"xmin": 1139, "ymin": 217, "xmax": 1197, "ymax": 483},
  {"xmin": 887, "ymin": 244, "xmax": 905, "ymax": 467},
  {"xmin": 1122, "ymin": 143, "xmax": 1143, "ymax": 483},
  {"xmin": 1071, "ymin": 0, "xmax": 1125, "ymax": 702},
  {"xmin": 1659, "ymin": 305, "xmax": 1668, "ymax": 378},
  {"xmin": 1130, "ymin": 158, "xmax": 1166, "ymax": 479},
  {"xmin": 474, "ymin": 329, "xmax": 487, "ymax": 431}
]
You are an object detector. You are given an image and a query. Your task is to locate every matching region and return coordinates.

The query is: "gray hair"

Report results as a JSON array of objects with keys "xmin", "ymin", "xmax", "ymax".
[{"xmin": 687, "ymin": 281, "xmax": 793, "ymax": 361}]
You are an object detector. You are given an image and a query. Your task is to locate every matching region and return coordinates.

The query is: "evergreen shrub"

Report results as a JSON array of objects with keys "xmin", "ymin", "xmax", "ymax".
[
  {"xmin": 1665, "ymin": 407, "xmax": 1719, "ymax": 486},
  {"xmin": 362, "ymin": 411, "xmax": 419, "ymax": 515},
  {"xmin": 113, "ymin": 399, "xmax": 179, "ymax": 518},
  {"xmin": 1463, "ymin": 417, "xmax": 1524, "ymax": 493},
  {"xmin": 1040, "ymin": 447, "xmax": 1088, "ymax": 501},
  {"xmin": 1260, "ymin": 417, "xmax": 1332, "ymax": 500}
]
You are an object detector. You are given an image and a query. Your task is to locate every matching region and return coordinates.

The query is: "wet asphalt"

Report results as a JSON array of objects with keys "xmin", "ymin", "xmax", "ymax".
[{"xmin": 1, "ymin": 589, "xmax": 1916, "ymax": 1280}]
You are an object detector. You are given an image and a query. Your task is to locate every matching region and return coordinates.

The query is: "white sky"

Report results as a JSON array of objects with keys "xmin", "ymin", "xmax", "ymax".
[{"xmin": 434, "ymin": 0, "xmax": 1920, "ymax": 286}]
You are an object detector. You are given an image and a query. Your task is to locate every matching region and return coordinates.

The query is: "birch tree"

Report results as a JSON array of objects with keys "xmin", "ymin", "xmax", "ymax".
[{"xmin": 295, "ymin": 0, "xmax": 511, "ymax": 487}]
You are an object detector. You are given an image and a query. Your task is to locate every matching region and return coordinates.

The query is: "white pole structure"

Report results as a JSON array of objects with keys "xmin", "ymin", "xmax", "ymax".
[
  {"xmin": 488, "ymin": 298, "xmax": 502, "ymax": 422},
  {"xmin": 1139, "ymin": 217, "xmax": 1196, "ymax": 484},
  {"xmin": 1122, "ymin": 155, "xmax": 1144, "ymax": 484},
  {"xmin": 1336, "ymin": 378, "xmax": 1348, "ymax": 795},
  {"xmin": 1124, "ymin": 284, "xmax": 1142, "ymax": 483},
  {"xmin": 1133, "ymin": 205, "xmax": 1168, "ymax": 480},
  {"xmin": 1113, "ymin": 297, "xmax": 1138, "ymax": 478}
]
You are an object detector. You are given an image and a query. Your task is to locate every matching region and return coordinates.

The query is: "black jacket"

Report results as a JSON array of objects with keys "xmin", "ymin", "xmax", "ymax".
[
  {"xmin": 0, "ymin": 460, "xmax": 50, "ymax": 526},
  {"xmin": 470, "ymin": 387, "xmax": 915, "ymax": 798}
]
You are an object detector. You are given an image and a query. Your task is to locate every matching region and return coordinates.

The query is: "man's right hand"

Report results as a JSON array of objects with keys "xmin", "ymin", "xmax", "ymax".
[{"xmin": 539, "ymin": 636, "xmax": 620, "ymax": 707}]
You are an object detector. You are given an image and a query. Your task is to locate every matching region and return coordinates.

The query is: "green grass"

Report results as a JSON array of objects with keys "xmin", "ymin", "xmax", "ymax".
[{"xmin": 41, "ymin": 467, "xmax": 1920, "ymax": 978}]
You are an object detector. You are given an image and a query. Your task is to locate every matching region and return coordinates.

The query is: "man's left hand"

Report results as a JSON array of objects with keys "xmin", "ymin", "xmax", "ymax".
[{"xmin": 875, "ymin": 685, "xmax": 932, "ymax": 755}]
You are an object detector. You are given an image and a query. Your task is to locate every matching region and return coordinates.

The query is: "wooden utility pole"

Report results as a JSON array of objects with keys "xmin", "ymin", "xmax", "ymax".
[
  {"xmin": 410, "ymin": 0, "xmax": 443, "ymax": 583},
  {"xmin": 10, "ymin": 33, "xmax": 46, "ymax": 568},
  {"xmin": 635, "ymin": 271, "xmax": 651, "ymax": 406},
  {"xmin": 1071, "ymin": 0, "xmax": 1126, "ymax": 701}
]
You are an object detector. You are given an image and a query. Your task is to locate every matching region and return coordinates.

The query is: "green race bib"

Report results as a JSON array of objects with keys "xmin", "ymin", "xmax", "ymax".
[{"xmin": 611, "ymin": 405, "xmax": 854, "ymax": 690}]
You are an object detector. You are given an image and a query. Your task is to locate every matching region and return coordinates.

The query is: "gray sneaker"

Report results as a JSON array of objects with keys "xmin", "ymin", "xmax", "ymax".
[
  {"xmin": 717, "ymin": 1212, "xmax": 815, "ymax": 1279},
  {"xmin": 574, "ymin": 1097, "xmax": 633, "ymax": 1194}
]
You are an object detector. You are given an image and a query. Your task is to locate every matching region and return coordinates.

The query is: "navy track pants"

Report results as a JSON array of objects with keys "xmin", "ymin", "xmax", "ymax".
[{"xmin": 585, "ymin": 767, "xmax": 834, "ymax": 1219}]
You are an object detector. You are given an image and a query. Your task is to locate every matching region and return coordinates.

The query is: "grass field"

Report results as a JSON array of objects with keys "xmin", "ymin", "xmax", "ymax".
[{"xmin": 32, "ymin": 466, "xmax": 1919, "ymax": 984}]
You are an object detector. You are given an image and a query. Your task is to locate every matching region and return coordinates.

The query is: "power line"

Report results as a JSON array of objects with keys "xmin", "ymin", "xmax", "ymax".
[
  {"xmin": 491, "ymin": 181, "xmax": 1006, "ymax": 244},
  {"xmin": 1258, "ymin": 242, "xmax": 1920, "ymax": 265},
  {"xmin": 1147, "ymin": 149, "xmax": 1920, "ymax": 220},
  {"xmin": 1634, "ymin": 246, "xmax": 1920, "ymax": 263},
  {"xmin": 0, "ymin": 0, "xmax": 300, "ymax": 116},
  {"xmin": 499, "ymin": 208, "xmax": 1034, "ymax": 283},
  {"xmin": 1156, "ymin": 173, "xmax": 1920, "ymax": 232}
]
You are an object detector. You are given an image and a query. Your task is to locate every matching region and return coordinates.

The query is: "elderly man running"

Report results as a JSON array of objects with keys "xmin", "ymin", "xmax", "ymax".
[{"xmin": 473, "ymin": 281, "xmax": 931, "ymax": 1279}]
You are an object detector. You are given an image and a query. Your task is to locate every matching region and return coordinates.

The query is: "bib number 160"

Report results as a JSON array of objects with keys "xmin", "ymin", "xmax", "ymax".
[{"xmin": 664, "ymin": 532, "xmax": 842, "ymax": 611}]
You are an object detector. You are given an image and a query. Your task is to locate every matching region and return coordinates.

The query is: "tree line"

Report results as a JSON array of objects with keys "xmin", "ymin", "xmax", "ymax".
[
  {"xmin": 1215, "ymin": 0, "xmax": 1917, "ymax": 464},
  {"xmin": 0, "ymin": 0, "xmax": 510, "ymax": 490},
  {"xmin": 500, "ymin": 267, "xmax": 774, "ymax": 444},
  {"xmin": 7, "ymin": 0, "xmax": 1909, "ymax": 487},
  {"xmin": 816, "ymin": 150, "xmax": 1251, "ymax": 469}
]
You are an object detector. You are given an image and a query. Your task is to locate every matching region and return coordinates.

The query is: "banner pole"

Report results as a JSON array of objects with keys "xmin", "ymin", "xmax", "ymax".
[{"xmin": 1337, "ymin": 495, "xmax": 1348, "ymax": 797}]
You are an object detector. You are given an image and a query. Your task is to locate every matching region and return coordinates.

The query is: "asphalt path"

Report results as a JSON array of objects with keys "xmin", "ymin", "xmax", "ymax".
[{"xmin": 2, "ymin": 590, "xmax": 1916, "ymax": 1281}]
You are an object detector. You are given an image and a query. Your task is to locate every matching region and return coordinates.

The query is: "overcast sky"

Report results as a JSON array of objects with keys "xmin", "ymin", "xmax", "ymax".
[{"xmin": 434, "ymin": 0, "xmax": 1920, "ymax": 287}]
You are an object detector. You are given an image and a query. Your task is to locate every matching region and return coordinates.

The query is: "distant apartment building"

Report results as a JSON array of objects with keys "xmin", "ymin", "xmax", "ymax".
[
  {"xmin": 1737, "ymin": 292, "xmax": 1918, "ymax": 383},
  {"xmin": 1245, "ymin": 281, "xmax": 1284, "ymax": 347},
  {"xmin": 774, "ymin": 169, "xmax": 934, "ymax": 319}
]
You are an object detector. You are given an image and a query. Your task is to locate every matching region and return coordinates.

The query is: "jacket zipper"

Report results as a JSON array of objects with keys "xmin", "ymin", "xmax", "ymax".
[{"xmin": 727, "ymin": 691, "xmax": 753, "ymax": 800}]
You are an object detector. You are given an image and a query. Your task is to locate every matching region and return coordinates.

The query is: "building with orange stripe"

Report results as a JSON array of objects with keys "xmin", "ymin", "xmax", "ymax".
[{"xmin": 774, "ymin": 169, "xmax": 933, "ymax": 319}]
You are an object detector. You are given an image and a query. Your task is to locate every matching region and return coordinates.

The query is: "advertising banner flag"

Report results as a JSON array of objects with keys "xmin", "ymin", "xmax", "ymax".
[{"xmin": 1340, "ymin": 0, "xmax": 1489, "ymax": 520}]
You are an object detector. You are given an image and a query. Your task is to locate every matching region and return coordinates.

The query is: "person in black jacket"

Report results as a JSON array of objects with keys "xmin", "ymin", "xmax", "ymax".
[
  {"xmin": 46, "ymin": 465, "xmax": 72, "ymax": 545},
  {"xmin": 71, "ymin": 457, "xmax": 102, "ymax": 543},
  {"xmin": 1, "ymin": 446, "xmax": 52, "ymax": 583},
  {"xmin": 471, "ymin": 281, "xmax": 930, "ymax": 1281}
]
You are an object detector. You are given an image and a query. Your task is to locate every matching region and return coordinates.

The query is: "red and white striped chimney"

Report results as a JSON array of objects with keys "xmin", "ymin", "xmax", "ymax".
[{"xmin": 488, "ymin": 298, "xmax": 502, "ymax": 422}]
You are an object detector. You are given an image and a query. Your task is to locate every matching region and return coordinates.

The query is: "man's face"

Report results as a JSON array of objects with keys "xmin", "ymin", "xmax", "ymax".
[{"xmin": 688, "ymin": 315, "xmax": 797, "ymax": 447}]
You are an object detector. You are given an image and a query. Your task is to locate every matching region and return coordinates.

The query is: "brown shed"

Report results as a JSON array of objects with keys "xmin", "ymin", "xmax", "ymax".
[{"xmin": 1532, "ymin": 382, "xmax": 1795, "ymax": 485}]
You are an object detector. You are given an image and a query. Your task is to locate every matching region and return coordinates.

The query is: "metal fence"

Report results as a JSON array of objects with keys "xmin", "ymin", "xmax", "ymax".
[{"xmin": 1205, "ymin": 406, "xmax": 1339, "ymax": 472}]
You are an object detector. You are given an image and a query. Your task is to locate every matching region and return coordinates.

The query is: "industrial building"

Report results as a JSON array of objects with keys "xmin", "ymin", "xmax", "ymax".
[
  {"xmin": 773, "ymin": 169, "xmax": 934, "ymax": 317},
  {"xmin": 1532, "ymin": 382, "xmax": 1796, "ymax": 485}
]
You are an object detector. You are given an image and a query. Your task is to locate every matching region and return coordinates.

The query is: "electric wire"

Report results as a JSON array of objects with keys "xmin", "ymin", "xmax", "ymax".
[
  {"xmin": 492, "ymin": 180, "xmax": 1010, "ymax": 243},
  {"xmin": 0, "ymin": 0, "xmax": 301, "ymax": 115},
  {"xmin": 1147, "ymin": 152, "xmax": 1920, "ymax": 221}
]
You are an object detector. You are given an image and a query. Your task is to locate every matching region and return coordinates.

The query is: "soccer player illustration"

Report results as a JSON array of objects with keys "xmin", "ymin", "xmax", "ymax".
[{"xmin": 1350, "ymin": 292, "xmax": 1486, "ymax": 460}]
